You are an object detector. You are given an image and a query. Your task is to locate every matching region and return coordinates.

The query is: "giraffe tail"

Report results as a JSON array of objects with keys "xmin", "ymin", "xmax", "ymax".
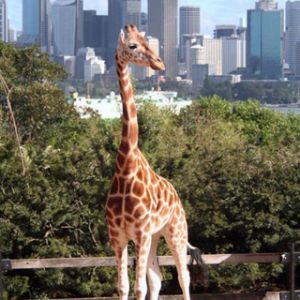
[{"xmin": 187, "ymin": 243, "xmax": 209, "ymax": 287}]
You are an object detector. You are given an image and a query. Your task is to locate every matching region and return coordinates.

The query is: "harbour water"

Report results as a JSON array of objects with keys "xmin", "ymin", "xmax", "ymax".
[{"xmin": 74, "ymin": 93, "xmax": 300, "ymax": 119}]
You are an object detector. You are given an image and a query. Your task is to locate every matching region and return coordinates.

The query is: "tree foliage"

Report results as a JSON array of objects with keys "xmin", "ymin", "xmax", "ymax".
[{"xmin": 0, "ymin": 43, "xmax": 300, "ymax": 298}]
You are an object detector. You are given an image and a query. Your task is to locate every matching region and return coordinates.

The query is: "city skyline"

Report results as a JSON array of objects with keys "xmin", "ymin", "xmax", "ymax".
[{"xmin": 8, "ymin": 0, "xmax": 288, "ymax": 35}]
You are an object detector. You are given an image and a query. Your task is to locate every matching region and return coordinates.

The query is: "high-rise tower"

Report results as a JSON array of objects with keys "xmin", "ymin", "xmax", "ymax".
[
  {"xmin": 247, "ymin": 0, "xmax": 283, "ymax": 79},
  {"xmin": 148, "ymin": 0, "xmax": 178, "ymax": 78},
  {"xmin": 0, "ymin": 0, "xmax": 7, "ymax": 42},
  {"xmin": 179, "ymin": 6, "xmax": 201, "ymax": 62},
  {"xmin": 52, "ymin": 0, "xmax": 83, "ymax": 56},
  {"xmin": 20, "ymin": 0, "xmax": 51, "ymax": 51},
  {"xmin": 285, "ymin": 1, "xmax": 300, "ymax": 76},
  {"xmin": 107, "ymin": 0, "xmax": 141, "ymax": 69}
]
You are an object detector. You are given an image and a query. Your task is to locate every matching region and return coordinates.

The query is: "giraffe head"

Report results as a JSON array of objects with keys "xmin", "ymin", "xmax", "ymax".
[{"xmin": 117, "ymin": 24, "xmax": 165, "ymax": 71}]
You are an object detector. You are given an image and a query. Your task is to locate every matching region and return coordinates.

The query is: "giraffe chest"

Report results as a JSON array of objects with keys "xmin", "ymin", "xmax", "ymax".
[{"xmin": 106, "ymin": 171, "xmax": 178, "ymax": 238}]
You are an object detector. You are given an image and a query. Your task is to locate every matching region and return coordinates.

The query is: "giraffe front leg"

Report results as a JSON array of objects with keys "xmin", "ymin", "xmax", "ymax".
[
  {"xmin": 147, "ymin": 233, "xmax": 162, "ymax": 300},
  {"xmin": 113, "ymin": 242, "xmax": 130, "ymax": 300},
  {"xmin": 135, "ymin": 234, "xmax": 152, "ymax": 300}
]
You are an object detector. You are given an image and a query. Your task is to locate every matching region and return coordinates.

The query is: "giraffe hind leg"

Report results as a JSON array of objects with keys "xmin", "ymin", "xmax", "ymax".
[{"xmin": 163, "ymin": 227, "xmax": 191, "ymax": 300}]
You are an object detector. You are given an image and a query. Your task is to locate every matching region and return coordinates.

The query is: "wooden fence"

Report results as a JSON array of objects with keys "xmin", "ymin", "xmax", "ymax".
[{"xmin": 0, "ymin": 245, "xmax": 298, "ymax": 300}]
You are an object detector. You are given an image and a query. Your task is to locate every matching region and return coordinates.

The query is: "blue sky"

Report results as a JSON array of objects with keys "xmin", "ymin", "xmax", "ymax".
[{"xmin": 8, "ymin": 0, "xmax": 287, "ymax": 35}]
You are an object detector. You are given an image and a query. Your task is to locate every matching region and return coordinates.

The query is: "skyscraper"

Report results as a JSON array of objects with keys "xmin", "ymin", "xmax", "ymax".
[
  {"xmin": 148, "ymin": 0, "xmax": 178, "ymax": 78},
  {"xmin": 52, "ymin": 0, "xmax": 83, "ymax": 56},
  {"xmin": 180, "ymin": 6, "xmax": 200, "ymax": 37},
  {"xmin": 179, "ymin": 6, "xmax": 201, "ymax": 62},
  {"xmin": 285, "ymin": 1, "xmax": 300, "ymax": 76},
  {"xmin": 83, "ymin": 10, "xmax": 108, "ymax": 60},
  {"xmin": 39, "ymin": 0, "xmax": 52, "ymax": 53},
  {"xmin": 0, "ymin": 0, "xmax": 7, "ymax": 42},
  {"xmin": 247, "ymin": 0, "xmax": 283, "ymax": 79},
  {"xmin": 107, "ymin": 0, "xmax": 141, "ymax": 69},
  {"xmin": 20, "ymin": 0, "xmax": 51, "ymax": 51},
  {"xmin": 23, "ymin": 0, "xmax": 40, "ymax": 43},
  {"xmin": 122, "ymin": 0, "xmax": 141, "ymax": 28},
  {"xmin": 107, "ymin": 0, "xmax": 122, "ymax": 68}
]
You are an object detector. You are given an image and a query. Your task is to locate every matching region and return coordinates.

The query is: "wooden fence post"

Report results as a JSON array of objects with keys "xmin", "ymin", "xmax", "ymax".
[
  {"xmin": 289, "ymin": 243, "xmax": 295, "ymax": 300},
  {"xmin": 0, "ymin": 252, "xmax": 4, "ymax": 300}
]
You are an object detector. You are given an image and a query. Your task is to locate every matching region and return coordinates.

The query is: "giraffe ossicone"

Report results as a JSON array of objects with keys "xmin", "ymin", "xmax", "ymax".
[{"xmin": 105, "ymin": 24, "xmax": 208, "ymax": 300}]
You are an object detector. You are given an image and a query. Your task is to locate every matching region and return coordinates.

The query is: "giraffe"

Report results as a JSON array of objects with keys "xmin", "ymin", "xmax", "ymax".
[{"xmin": 105, "ymin": 24, "xmax": 207, "ymax": 300}]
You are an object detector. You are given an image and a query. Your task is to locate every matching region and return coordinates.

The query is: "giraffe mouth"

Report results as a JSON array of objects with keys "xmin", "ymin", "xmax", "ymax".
[{"xmin": 149, "ymin": 59, "xmax": 165, "ymax": 71}]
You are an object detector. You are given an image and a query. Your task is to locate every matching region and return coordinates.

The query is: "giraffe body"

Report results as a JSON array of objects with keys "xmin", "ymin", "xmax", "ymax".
[{"xmin": 106, "ymin": 24, "xmax": 202, "ymax": 300}]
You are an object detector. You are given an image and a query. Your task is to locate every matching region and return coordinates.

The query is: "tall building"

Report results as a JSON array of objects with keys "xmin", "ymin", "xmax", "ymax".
[
  {"xmin": 40, "ymin": 0, "xmax": 52, "ymax": 53},
  {"xmin": 122, "ymin": 0, "xmax": 141, "ymax": 27},
  {"xmin": 285, "ymin": 1, "xmax": 300, "ymax": 76},
  {"xmin": 148, "ymin": 0, "xmax": 178, "ymax": 78},
  {"xmin": 0, "ymin": 0, "xmax": 7, "ymax": 42},
  {"xmin": 23, "ymin": 0, "xmax": 40, "ymax": 43},
  {"xmin": 107, "ymin": 0, "xmax": 141, "ymax": 69},
  {"xmin": 247, "ymin": 0, "xmax": 283, "ymax": 79},
  {"xmin": 179, "ymin": 6, "xmax": 201, "ymax": 62},
  {"xmin": 222, "ymin": 37, "xmax": 246, "ymax": 74},
  {"xmin": 52, "ymin": 0, "xmax": 83, "ymax": 56},
  {"xmin": 20, "ymin": 0, "xmax": 51, "ymax": 51},
  {"xmin": 83, "ymin": 10, "xmax": 108, "ymax": 60}
]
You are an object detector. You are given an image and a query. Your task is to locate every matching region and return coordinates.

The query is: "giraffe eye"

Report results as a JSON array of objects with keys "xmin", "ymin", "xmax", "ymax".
[{"xmin": 129, "ymin": 43, "xmax": 138, "ymax": 50}]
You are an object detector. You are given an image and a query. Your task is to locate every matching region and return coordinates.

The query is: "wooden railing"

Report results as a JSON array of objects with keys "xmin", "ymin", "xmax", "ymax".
[{"xmin": 0, "ymin": 247, "xmax": 298, "ymax": 300}]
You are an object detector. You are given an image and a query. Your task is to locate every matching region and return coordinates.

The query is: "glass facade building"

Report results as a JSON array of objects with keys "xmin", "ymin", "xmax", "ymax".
[
  {"xmin": 0, "ymin": 0, "xmax": 7, "ymax": 42},
  {"xmin": 247, "ymin": 5, "xmax": 283, "ymax": 79},
  {"xmin": 148, "ymin": 0, "xmax": 178, "ymax": 78},
  {"xmin": 23, "ymin": 0, "xmax": 40, "ymax": 43},
  {"xmin": 52, "ymin": 0, "xmax": 83, "ymax": 56}
]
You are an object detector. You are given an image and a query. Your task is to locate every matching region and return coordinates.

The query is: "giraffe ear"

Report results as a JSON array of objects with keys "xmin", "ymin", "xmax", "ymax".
[
  {"xmin": 140, "ymin": 31, "xmax": 146, "ymax": 38},
  {"xmin": 118, "ymin": 29, "xmax": 125, "ymax": 45}
]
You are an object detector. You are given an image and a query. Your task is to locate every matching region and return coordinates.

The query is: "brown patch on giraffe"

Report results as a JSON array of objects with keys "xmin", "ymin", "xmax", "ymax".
[
  {"xmin": 109, "ymin": 176, "xmax": 119, "ymax": 194},
  {"xmin": 117, "ymin": 153, "xmax": 126, "ymax": 168},
  {"xmin": 124, "ymin": 195, "xmax": 140, "ymax": 214},
  {"xmin": 109, "ymin": 229, "xmax": 119, "ymax": 237},
  {"xmin": 111, "ymin": 238, "xmax": 118, "ymax": 248},
  {"xmin": 133, "ymin": 206, "xmax": 146, "ymax": 219},
  {"xmin": 119, "ymin": 140, "xmax": 130, "ymax": 154},
  {"xmin": 129, "ymin": 124, "xmax": 138, "ymax": 144},
  {"xmin": 132, "ymin": 180, "xmax": 145, "ymax": 197},
  {"xmin": 106, "ymin": 209, "xmax": 114, "ymax": 220},
  {"xmin": 118, "ymin": 176, "xmax": 126, "ymax": 194},
  {"xmin": 150, "ymin": 171, "xmax": 158, "ymax": 184},
  {"xmin": 125, "ymin": 214, "xmax": 135, "ymax": 223},
  {"xmin": 160, "ymin": 206, "xmax": 168, "ymax": 218},
  {"xmin": 137, "ymin": 167, "xmax": 144, "ymax": 181},
  {"xmin": 106, "ymin": 196, "xmax": 123, "ymax": 216},
  {"xmin": 175, "ymin": 206, "xmax": 181, "ymax": 216},
  {"xmin": 142, "ymin": 196, "xmax": 151, "ymax": 210},
  {"xmin": 107, "ymin": 218, "xmax": 115, "ymax": 228},
  {"xmin": 127, "ymin": 88, "xmax": 134, "ymax": 100},
  {"xmin": 125, "ymin": 181, "xmax": 132, "ymax": 194},
  {"xmin": 115, "ymin": 217, "xmax": 122, "ymax": 227},
  {"xmin": 156, "ymin": 200, "xmax": 163, "ymax": 212},
  {"xmin": 129, "ymin": 102, "xmax": 137, "ymax": 118},
  {"xmin": 122, "ymin": 122, "xmax": 128, "ymax": 138},
  {"xmin": 123, "ymin": 105, "xmax": 130, "ymax": 121},
  {"xmin": 123, "ymin": 158, "xmax": 137, "ymax": 176}
]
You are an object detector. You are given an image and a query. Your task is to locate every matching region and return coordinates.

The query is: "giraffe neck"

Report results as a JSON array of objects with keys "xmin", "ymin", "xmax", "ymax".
[{"xmin": 115, "ymin": 54, "xmax": 139, "ymax": 176}]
